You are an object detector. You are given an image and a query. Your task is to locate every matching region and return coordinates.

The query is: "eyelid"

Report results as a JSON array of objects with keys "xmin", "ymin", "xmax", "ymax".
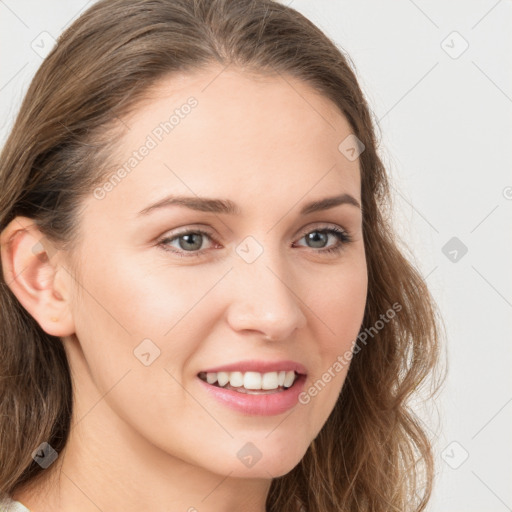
[
  {"xmin": 296, "ymin": 221, "xmax": 348, "ymax": 238},
  {"xmin": 158, "ymin": 226, "xmax": 218, "ymax": 252}
]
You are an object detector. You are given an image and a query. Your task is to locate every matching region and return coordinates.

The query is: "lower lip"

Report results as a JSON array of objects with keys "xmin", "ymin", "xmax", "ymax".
[{"xmin": 197, "ymin": 374, "xmax": 307, "ymax": 416}]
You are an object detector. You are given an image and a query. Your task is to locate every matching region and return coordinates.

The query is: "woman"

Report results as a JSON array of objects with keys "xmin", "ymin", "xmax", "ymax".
[{"xmin": 0, "ymin": 0, "xmax": 443, "ymax": 510}]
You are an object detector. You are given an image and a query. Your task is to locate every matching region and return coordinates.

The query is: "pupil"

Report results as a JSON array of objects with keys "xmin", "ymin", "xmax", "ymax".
[
  {"xmin": 307, "ymin": 231, "xmax": 327, "ymax": 248},
  {"xmin": 180, "ymin": 233, "xmax": 202, "ymax": 251}
]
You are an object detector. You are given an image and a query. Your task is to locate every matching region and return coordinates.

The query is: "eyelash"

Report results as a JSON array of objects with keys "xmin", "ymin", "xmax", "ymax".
[{"xmin": 157, "ymin": 225, "xmax": 353, "ymax": 258}]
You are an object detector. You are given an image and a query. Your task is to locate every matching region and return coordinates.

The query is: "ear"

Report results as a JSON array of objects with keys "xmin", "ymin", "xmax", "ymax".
[{"xmin": 0, "ymin": 216, "xmax": 75, "ymax": 337}]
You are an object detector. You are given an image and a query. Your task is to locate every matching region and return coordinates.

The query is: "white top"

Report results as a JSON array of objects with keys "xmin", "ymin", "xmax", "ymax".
[{"xmin": 0, "ymin": 496, "xmax": 31, "ymax": 512}]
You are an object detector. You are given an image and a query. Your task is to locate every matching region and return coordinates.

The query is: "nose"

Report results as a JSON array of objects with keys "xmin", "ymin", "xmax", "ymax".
[{"xmin": 225, "ymin": 252, "xmax": 307, "ymax": 342}]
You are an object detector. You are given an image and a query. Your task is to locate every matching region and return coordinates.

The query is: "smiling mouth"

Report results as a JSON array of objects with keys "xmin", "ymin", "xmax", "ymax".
[{"xmin": 197, "ymin": 370, "xmax": 301, "ymax": 394}]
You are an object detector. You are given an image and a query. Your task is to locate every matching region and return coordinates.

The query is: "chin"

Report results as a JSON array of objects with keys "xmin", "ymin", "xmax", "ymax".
[
  {"xmin": 226, "ymin": 460, "xmax": 301, "ymax": 480},
  {"xmin": 219, "ymin": 442, "xmax": 309, "ymax": 479}
]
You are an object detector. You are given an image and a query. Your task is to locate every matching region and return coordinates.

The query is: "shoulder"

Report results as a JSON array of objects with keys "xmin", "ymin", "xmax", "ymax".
[{"xmin": 0, "ymin": 496, "xmax": 31, "ymax": 512}]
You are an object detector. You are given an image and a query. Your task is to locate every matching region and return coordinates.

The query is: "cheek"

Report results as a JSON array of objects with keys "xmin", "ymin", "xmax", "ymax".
[
  {"xmin": 67, "ymin": 255, "xmax": 210, "ymax": 449},
  {"xmin": 74, "ymin": 249, "xmax": 214, "ymax": 336},
  {"xmin": 309, "ymin": 255, "xmax": 368, "ymax": 354},
  {"xmin": 69, "ymin": 251, "xmax": 229, "ymax": 384},
  {"xmin": 297, "ymin": 256, "xmax": 367, "ymax": 430}
]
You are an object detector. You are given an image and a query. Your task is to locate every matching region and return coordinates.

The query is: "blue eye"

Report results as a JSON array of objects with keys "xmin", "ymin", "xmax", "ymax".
[
  {"xmin": 158, "ymin": 229, "xmax": 215, "ymax": 257},
  {"xmin": 158, "ymin": 226, "xmax": 352, "ymax": 258},
  {"xmin": 294, "ymin": 227, "xmax": 352, "ymax": 254}
]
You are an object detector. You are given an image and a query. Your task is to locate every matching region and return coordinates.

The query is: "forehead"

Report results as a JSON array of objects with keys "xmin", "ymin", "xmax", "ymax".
[{"xmin": 95, "ymin": 65, "xmax": 361, "ymax": 218}]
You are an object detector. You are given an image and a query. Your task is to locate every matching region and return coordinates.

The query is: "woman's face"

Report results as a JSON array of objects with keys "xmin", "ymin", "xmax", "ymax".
[{"xmin": 62, "ymin": 66, "xmax": 367, "ymax": 478}]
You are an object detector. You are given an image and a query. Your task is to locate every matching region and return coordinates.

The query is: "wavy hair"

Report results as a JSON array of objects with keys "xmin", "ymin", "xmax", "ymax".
[{"xmin": 0, "ymin": 0, "xmax": 445, "ymax": 510}]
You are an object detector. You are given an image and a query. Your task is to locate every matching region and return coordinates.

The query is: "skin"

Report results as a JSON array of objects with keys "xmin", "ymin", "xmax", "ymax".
[{"xmin": 1, "ymin": 65, "xmax": 367, "ymax": 512}]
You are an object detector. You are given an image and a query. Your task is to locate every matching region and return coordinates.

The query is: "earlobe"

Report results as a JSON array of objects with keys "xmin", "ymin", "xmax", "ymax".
[{"xmin": 0, "ymin": 216, "xmax": 75, "ymax": 337}]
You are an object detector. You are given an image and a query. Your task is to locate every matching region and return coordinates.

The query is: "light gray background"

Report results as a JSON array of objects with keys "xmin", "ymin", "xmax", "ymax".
[{"xmin": 1, "ymin": 1, "xmax": 511, "ymax": 510}]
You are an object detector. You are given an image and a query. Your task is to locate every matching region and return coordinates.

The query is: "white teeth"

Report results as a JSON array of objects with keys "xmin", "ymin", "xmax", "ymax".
[
  {"xmin": 243, "ymin": 371, "xmax": 262, "ymax": 390},
  {"xmin": 201, "ymin": 370, "xmax": 299, "ymax": 390},
  {"xmin": 261, "ymin": 372, "xmax": 279, "ymax": 390},
  {"xmin": 217, "ymin": 371, "xmax": 229, "ymax": 387},
  {"xmin": 283, "ymin": 370, "xmax": 295, "ymax": 388},
  {"xmin": 229, "ymin": 371, "xmax": 244, "ymax": 387}
]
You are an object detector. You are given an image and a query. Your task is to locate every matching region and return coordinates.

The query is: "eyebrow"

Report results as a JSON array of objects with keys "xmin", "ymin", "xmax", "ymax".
[{"xmin": 137, "ymin": 192, "xmax": 361, "ymax": 217}]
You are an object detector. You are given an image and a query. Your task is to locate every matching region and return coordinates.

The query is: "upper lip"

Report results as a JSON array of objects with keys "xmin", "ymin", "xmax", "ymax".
[{"xmin": 199, "ymin": 360, "xmax": 307, "ymax": 375}]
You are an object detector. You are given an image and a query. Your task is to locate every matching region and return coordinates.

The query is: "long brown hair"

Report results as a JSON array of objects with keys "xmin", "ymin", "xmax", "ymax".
[{"xmin": 0, "ymin": 0, "xmax": 445, "ymax": 510}]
